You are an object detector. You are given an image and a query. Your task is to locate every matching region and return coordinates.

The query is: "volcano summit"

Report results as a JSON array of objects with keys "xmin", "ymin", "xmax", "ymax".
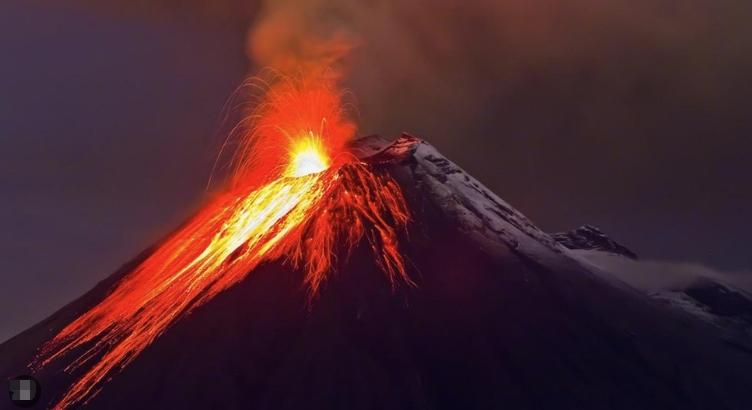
[{"xmin": 2, "ymin": 134, "xmax": 752, "ymax": 410}]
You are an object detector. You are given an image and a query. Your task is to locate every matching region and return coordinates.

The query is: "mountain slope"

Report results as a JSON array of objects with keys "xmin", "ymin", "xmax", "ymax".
[{"xmin": 2, "ymin": 134, "xmax": 752, "ymax": 410}]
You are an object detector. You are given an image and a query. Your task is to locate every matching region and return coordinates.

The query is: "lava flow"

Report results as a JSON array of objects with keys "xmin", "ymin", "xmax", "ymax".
[{"xmin": 32, "ymin": 74, "xmax": 412, "ymax": 410}]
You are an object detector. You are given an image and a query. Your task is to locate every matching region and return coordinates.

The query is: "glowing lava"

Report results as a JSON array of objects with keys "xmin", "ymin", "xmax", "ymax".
[
  {"xmin": 32, "ymin": 74, "xmax": 411, "ymax": 410},
  {"xmin": 286, "ymin": 133, "xmax": 330, "ymax": 177}
]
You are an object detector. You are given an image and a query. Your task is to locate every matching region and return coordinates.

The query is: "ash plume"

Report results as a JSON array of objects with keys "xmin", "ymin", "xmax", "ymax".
[{"xmin": 247, "ymin": 0, "xmax": 359, "ymax": 76}]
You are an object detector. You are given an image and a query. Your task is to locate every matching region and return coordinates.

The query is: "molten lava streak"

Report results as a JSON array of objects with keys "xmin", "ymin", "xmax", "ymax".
[{"xmin": 32, "ymin": 76, "xmax": 411, "ymax": 410}]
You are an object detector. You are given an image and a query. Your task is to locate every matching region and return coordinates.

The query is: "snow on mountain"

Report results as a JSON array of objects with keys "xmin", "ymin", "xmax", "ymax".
[{"xmin": 553, "ymin": 225, "xmax": 637, "ymax": 259}]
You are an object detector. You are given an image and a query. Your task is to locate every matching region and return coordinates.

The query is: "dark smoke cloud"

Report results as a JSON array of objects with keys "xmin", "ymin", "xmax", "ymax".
[{"xmin": 247, "ymin": 0, "xmax": 358, "ymax": 75}]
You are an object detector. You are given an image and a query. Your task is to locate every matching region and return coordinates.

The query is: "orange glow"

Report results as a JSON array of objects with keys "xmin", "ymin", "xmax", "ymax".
[{"xmin": 32, "ymin": 74, "xmax": 410, "ymax": 410}]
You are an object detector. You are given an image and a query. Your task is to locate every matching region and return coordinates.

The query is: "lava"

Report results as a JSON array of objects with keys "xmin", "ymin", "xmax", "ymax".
[{"xmin": 32, "ymin": 74, "xmax": 411, "ymax": 410}]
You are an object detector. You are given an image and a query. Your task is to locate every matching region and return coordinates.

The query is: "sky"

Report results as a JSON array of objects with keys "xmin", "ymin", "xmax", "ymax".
[{"xmin": 1, "ymin": 0, "xmax": 751, "ymax": 342}]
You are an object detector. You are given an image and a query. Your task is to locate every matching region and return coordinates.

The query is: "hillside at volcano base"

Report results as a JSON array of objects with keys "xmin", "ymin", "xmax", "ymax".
[{"xmin": 2, "ymin": 135, "xmax": 752, "ymax": 410}]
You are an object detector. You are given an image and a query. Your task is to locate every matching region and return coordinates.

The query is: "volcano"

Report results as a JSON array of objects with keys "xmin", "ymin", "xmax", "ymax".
[{"xmin": 2, "ymin": 134, "xmax": 752, "ymax": 410}]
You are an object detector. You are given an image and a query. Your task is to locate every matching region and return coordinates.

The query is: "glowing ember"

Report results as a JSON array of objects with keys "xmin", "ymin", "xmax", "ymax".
[{"xmin": 32, "ymin": 74, "xmax": 411, "ymax": 410}]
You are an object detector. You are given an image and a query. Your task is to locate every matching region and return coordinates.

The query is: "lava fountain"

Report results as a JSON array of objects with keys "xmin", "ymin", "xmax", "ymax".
[{"xmin": 31, "ymin": 74, "xmax": 412, "ymax": 410}]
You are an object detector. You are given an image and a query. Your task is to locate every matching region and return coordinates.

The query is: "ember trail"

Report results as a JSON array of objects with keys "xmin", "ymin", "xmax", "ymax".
[{"xmin": 32, "ymin": 75, "xmax": 412, "ymax": 410}]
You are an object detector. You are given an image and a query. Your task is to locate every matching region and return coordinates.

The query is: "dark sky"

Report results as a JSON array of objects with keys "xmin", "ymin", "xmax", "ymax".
[{"xmin": 1, "ymin": 1, "xmax": 751, "ymax": 342}]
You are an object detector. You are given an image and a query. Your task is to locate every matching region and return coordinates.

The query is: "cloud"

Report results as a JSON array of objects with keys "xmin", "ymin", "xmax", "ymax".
[{"xmin": 575, "ymin": 250, "xmax": 752, "ymax": 295}]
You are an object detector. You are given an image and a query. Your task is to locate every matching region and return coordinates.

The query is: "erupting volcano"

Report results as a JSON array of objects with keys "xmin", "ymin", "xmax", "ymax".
[
  {"xmin": 3, "ymin": 73, "xmax": 752, "ymax": 410},
  {"xmin": 23, "ymin": 73, "xmax": 413, "ymax": 410}
]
